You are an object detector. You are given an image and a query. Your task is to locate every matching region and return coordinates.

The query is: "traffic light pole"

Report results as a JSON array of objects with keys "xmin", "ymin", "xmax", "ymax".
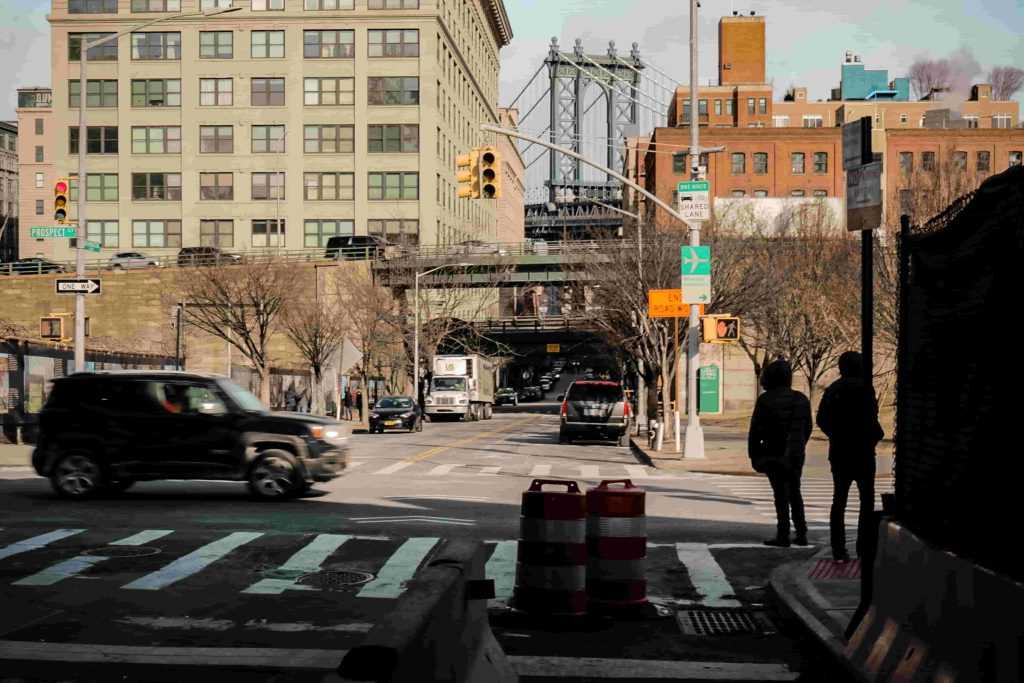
[{"xmin": 684, "ymin": 0, "xmax": 705, "ymax": 459}]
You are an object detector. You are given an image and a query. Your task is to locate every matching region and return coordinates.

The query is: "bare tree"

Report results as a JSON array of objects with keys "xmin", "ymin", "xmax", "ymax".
[
  {"xmin": 176, "ymin": 259, "xmax": 292, "ymax": 405},
  {"xmin": 989, "ymin": 66, "xmax": 1024, "ymax": 101},
  {"xmin": 909, "ymin": 59, "xmax": 952, "ymax": 100},
  {"xmin": 281, "ymin": 283, "xmax": 348, "ymax": 415}
]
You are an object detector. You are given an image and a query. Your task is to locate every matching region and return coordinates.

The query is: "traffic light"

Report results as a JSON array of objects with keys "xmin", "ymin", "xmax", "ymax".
[
  {"xmin": 478, "ymin": 145, "xmax": 501, "ymax": 199},
  {"xmin": 701, "ymin": 315, "xmax": 741, "ymax": 343},
  {"xmin": 456, "ymin": 150, "xmax": 479, "ymax": 199},
  {"xmin": 54, "ymin": 177, "xmax": 69, "ymax": 224}
]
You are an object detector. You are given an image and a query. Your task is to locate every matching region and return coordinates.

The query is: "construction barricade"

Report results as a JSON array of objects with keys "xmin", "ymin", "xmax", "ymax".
[
  {"xmin": 585, "ymin": 479, "xmax": 647, "ymax": 613},
  {"xmin": 511, "ymin": 479, "xmax": 587, "ymax": 617}
]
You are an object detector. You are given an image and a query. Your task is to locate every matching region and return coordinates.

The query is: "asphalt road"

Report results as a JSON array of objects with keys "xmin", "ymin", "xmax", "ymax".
[{"xmin": 0, "ymin": 403, "xmax": 856, "ymax": 682}]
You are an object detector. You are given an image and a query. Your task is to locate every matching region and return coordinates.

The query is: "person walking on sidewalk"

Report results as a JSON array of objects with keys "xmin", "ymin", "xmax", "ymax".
[
  {"xmin": 816, "ymin": 351, "xmax": 885, "ymax": 562},
  {"xmin": 747, "ymin": 358, "xmax": 813, "ymax": 548}
]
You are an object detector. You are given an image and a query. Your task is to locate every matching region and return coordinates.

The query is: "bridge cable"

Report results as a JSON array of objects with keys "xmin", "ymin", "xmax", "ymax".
[
  {"xmin": 516, "ymin": 87, "xmax": 551, "ymax": 126},
  {"xmin": 506, "ymin": 61, "xmax": 549, "ymax": 110},
  {"xmin": 612, "ymin": 57, "xmax": 680, "ymax": 97},
  {"xmin": 557, "ymin": 53, "xmax": 668, "ymax": 123},
  {"xmin": 576, "ymin": 52, "xmax": 672, "ymax": 116}
]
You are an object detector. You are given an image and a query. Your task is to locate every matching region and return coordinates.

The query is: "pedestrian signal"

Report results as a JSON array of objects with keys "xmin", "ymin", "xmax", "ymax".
[
  {"xmin": 54, "ymin": 178, "xmax": 69, "ymax": 224},
  {"xmin": 701, "ymin": 315, "xmax": 741, "ymax": 343}
]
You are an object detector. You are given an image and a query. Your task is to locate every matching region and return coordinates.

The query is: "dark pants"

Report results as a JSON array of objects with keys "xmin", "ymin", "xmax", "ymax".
[
  {"xmin": 767, "ymin": 465, "xmax": 807, "ymax": 540},
  {"xmin": 830, "ymin": 458, "xmax": 876, "ymax": 556}
]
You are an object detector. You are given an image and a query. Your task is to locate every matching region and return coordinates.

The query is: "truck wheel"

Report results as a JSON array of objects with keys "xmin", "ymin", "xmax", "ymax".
[{"xmin": 248, "ymin": 450, "xmax": 301, "ymax": 500}]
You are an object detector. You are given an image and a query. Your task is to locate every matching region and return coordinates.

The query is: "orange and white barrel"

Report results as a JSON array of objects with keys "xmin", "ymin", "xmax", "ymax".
[
  {"xmin": 511, "ymin": 479, "xmax": 587, "ymax": 616},
  {"xmin": 586, "ymin": 479, "xmax": 647, "ymax": 612}
]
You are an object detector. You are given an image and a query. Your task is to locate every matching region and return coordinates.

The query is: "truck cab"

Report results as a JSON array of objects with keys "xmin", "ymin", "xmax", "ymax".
[{"xmin": 423, "ymin": 355, "xmax": 495, "ymax": 422}]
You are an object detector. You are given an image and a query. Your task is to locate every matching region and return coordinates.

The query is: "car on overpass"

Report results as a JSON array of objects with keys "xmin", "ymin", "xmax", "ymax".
[
  {"xmin": 108, "ymin": 252, "xmax": 161, "ymax": 270},
  {"xmin": 0, "ymin": 257, "xmax": 67, "ymax": 276}
]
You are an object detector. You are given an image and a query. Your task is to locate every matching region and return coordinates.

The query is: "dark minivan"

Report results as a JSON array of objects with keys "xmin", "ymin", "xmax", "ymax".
[
  {"xmin": 324, "ymin": 235, "xmax": 387, "ymax": 261},
  {"xmin": 558, "ymin": 380, "xmax": 631, "ymax": 446},
  {"xmin": 32, "ymin": 372, "xmax": 350, "ymax": 500}
]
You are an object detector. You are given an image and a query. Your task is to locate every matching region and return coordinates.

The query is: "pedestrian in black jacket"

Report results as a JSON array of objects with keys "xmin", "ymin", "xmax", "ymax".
[
  {"xmin": 748, "ymin": 359, "xmax": 813, "ymax": 547},
  {"xmin": 816, "ymin": 351, "xmax": 884, "ymax": 562}
]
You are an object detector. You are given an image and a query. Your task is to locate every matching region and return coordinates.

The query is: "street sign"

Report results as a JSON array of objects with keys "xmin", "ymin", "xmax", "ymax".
[
  {"xmin": 546, "ymin": 343, "xmax": 561, "ymax": 354},
  {"xmin": 677, "ymin": 180, "xmax": 711, "ymax": 222},
  {"xmin": 846, "ymin": 161, "xmax": 883, "ymax": 231},
  {"xmin": 648, "ymin": 290, "xmax": 703, "ymax": 318},
  {"xmin": 842, "ymin": 117, "xmax": 874, "ymax": 171},
  {"xmin": 698, "ymin": 365, "xmax": 721, "ymax": 414},
  {"xmin": 83, "ymin": 240, "xmax": 101, "ymax": 253},
  {"xmin": 31, "ymin": 226, "xmax": 77, "ymax": 239},
  {"xmin": 55, "ymin": 278, "xmax": 101, "ymax": 295},
  {"xmin": 680, "ymin": 245, "xmax": 711, "ymax": 304}
]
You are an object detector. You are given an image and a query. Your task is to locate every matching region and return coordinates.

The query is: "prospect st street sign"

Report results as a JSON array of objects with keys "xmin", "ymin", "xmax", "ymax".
[
  {"xmin": 55, "ymin": 278, "xmax": 102, "ymax": 295},
  {"xmin": 30, "ymin": 226, "xmax": 77, "ymax": 239},
  {"xmin": 680, "ymin": 245, "xmax": 711, "ymax": 304}
]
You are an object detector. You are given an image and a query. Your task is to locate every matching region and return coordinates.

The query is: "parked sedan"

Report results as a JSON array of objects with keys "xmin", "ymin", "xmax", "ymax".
[
  {"xmin": 520, "ymin": 386, "xmax": 542, "ymax": 402},
  {"xmin": 369, "ymin": 396, "xmax": 423, "ymax": 433},
  {"xmin": 0, "ymin": 258, "xmax": 67, "ymax": 276},
  {"xmin": 108, "ymin": 252, "xmax": 161, "ymax": 270}
]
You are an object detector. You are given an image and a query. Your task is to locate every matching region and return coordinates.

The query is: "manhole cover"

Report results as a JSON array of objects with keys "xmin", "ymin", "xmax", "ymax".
[
  {"xmin": 296, "ymin": 570, "xmax": 374, "ymax": 591},
  {"xmin": 81, "ymin": 546, "xmax": 161, "ymax": 558},
  {"xmin": 676, "ymin": 609, "xmax": 773, "ymax": 636}
]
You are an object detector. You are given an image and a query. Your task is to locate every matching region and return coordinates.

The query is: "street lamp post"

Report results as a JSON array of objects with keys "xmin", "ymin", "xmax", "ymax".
[
  {"xmin": 72, "ymin": 5, "xmax": 241, "ymax": 372},
  {"xmin": 414, "ymin": 263, "xmax": 471, "ymax": 405}
]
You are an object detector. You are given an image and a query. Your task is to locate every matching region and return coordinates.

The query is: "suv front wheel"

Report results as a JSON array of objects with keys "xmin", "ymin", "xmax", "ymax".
[
  {"xmin": 51, "ymin": 452, "xmax": 105, "ymax": 499},
  {"xmin": 248, "ymin": 450, "xmax": 301, "ymax": 500}
]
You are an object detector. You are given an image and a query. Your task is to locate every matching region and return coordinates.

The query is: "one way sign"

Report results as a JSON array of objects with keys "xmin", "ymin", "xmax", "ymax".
[{"xmin": 55, "ymin": 278, "xmax": 102, "ymax": 295}]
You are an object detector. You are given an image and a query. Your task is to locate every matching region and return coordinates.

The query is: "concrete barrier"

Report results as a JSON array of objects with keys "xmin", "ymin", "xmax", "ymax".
[
  {"xmin": 845, "ymin": 519, "xmax": 1024, "ymax": 682},
  {"xmin": 329, "ymin": 539, "xmax": 517, "ymax": 683}
]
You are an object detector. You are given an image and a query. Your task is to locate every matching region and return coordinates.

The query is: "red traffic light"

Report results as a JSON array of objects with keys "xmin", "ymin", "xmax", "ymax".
[{"xmin": 55, "ymin": 181, "xmax": 68, "ymax": 194}]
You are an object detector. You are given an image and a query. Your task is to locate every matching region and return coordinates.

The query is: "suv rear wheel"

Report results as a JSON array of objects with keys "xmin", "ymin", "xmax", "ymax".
[
  {"xmin": 248, "ymin": 450, "xmax": 301, "ymax": 500},
  {"xmin": 51, "ymin": 452, "xmax": 104, "ymax": 499}
]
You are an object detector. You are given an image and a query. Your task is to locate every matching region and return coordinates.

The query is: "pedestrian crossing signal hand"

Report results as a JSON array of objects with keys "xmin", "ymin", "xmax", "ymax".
[{"xmin": 701, "ymin": 315, "xmax": 741, "ymax": 343}]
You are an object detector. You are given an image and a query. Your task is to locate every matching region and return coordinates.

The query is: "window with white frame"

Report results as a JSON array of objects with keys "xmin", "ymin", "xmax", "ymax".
[
  {"xmin": 367, "ymin": 172, "xmax": 418, "ymax": 200},
  {"xmin": 304, "ymin": 77, "xmax": 354, "ymax": 105},
  {"xmin": 304, "ymin": 219, "xmax": 352, "ymax": 248},
  {"xmin": 368, "ymin": 29, "xmax": 419, "ymax": 57},
  {"xmin": 802, "ymin": 115, "xmax": 823, "ymax": 128},
  {"xmin": 304, "ymin": 125, "xmax": 354, "ymax": 153},
  {"xmin": 132, "ymin": 219, "xmax": 181, "ymax": 247},
  {"xmin": 252, "ymin": 125, "xmax": 285, "ymax": 152},
  {"xmin": 34, "ymin": 172, "xmax": 44, "ymax": 188},
  {"xmin": 131, "ymin": 32, "xmax": 181, "ymax": 59},
  {"xmin": 993, "ymin": 115, "xmax": 1012, "ymax": 129},
  {"xmin": 86, "ymin": 220, "xmax": 119, "ymax": 247},
  {"xmin": 199, "ymin": 31, "xmax": 233, "ymax": 58},
  {"xmin": 131, "ymin": 126, "xmax": 181, "ymax": 154},
  {"xmin": 304, "ymin": 30, "xmax": 355, "ymax": 58},
  {"xmin": 200, "ymin": 78, "xmax": 233, "ymax": 106},
  {"xmin": 251, "ymin": 31, "xmax": 285, "ymax": 58},
  {"xmin": 303, "ymin": 172, "xmax": 354, "ymax": 200},
  {"xmin": 772, "ymin": 115, "xmax": 789, "ymax": 127},
  {"xmin": 251, "ymin": 219, "xmax": 285, "ymax": 247}
]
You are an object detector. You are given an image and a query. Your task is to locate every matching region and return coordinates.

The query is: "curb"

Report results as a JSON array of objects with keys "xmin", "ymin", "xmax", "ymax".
[{"xmin": 628, "ymin": 437, "xmax": 760, "ymax": 476}]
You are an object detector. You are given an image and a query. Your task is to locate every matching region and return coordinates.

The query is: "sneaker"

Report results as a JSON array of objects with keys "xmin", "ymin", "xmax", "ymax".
[
  {"xmin": 833, "ymin": 549, "xmax": 851, "ymax": 562},
  {"xmin": 793, "ymin": 535, "xmax": 810, "ymax": 546},
  {"xmin": 763, "ymin": 537, "xmax": 791, "ymax": 548}
]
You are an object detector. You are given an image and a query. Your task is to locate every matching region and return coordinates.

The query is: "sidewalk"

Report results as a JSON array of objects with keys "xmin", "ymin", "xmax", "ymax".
[{"xmin": 0, "ymin": 444, "xmax": 33, "ymax": 468}]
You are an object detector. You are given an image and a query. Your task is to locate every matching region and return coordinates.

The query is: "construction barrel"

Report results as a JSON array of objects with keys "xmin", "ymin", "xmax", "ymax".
[{"xmin": 585, "ymin": 479, "xmax": 647, "ymax": 613}]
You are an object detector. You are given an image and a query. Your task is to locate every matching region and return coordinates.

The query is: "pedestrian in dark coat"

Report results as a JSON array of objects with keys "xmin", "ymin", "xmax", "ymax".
[
  {"xmin": 816, "ymin": 351, "xmax": 885, "ymax": 562},
  {"xmin": 343, "ymin": 389, "xmax": 353, "ymax": 420},
  {"xmin": 748, "ymin": 358, "xmax": 813, "ymax": 547}
]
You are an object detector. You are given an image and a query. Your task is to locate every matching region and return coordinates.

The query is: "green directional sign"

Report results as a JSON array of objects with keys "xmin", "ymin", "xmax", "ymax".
[
  {"xmin": 680, "ymin": 245, "xmax": 711, "ymax": 304},
  {"xmin": 31, "ymin": 226, "xmax": 77, "ymax": 239},
  {"xmin": 84, "ymin": 240, "xmax": 102, "ymax": 253},
  {"xmin": 699, "ymin": 364, "xmax": 721, "ymax": 414},
  {"xmin": 677, "ymin": 181, "xmax": 709, "ymax": 193},
  {"xmin": 681, "ymin": 246, "xmax": 711, "ymax": 276}
]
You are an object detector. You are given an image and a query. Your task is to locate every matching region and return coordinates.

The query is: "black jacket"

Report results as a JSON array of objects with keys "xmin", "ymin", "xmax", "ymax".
[
  {"xmin": 815, "ymin": 377, "xmax": 884, "ymax": 462},
  {"xmin": 748, "ymin": 388, "xmax": 813, "ymax": 473}
]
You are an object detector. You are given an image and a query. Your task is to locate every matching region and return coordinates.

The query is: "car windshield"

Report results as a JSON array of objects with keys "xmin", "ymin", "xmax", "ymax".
[
  {"xmin": 216, "ymin": 378, "xmax": 265, "ymax": 412},
  {"xmin": 497, "ymin": 389, "xmax": 514, "ymax": 395},
  {"xmin": 432, "ymin": 377, "xmax": 466, "ymax": 391},
  {"xmin": 568, "ymin": 383, "xmax": 623, "ymax": 404},
  {"xmin": 377, "ymin": 397, "xmax": 412, "ymax": 409}
]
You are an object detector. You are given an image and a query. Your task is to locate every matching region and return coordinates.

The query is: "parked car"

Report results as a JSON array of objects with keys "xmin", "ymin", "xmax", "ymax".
[
  {"xmin": 539, "ymin": 379, "xmax": 552, "ymax": 392},
  {"xmin": 526, "ymin": 238, "xmax": 549, "ymax": 255},
  {"xmin": 369, "ymin": 396, "xmax": 423, "ymax": 433},
  {"xmin": 495, "ymin": 388, "xmax": 519, "ymax": 406},
  {"xmin": 325, "ymin": 235, "xmax": 387, "ymax": 261},
  {"xmin": 177, "ymin": 246, "xmax": 241, "ymax": 267},
  {"xmin": 558, "ymin": 380, "xmax": 631, "ymax": 446},
  {"xmin": 108, "ymin": 252, "xmax": 160, "ymax": 270},
  {"xmin": 457, "ymin": 240, "xmax": 507, "ymax": 256},
  {"xmin": 520, "ymin": 386, "xmax": 542, "ymax": 401},
  {"xmin": 31, "ymin": 371, "xmax": 350, "ymax": 500},
  {"xmin": 0, "ymin": 257, "xmax": 67, "ymax": 276}
]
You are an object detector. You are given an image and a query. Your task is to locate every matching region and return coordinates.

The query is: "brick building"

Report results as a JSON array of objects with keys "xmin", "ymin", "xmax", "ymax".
[{"xmin": 0, "ymin": 121, "xmax": 17, "ymax": 263}]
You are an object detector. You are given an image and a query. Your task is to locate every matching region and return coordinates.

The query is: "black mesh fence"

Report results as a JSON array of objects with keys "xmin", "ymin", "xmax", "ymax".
[{"xmin": 895, "ymin": 165, "xmax": 1024, "ymax": 581}]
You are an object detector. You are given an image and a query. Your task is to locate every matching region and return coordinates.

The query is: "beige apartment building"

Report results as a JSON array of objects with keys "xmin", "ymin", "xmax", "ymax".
[{"xmin": 18, "ymin": 0, "xmax": 513, "ymax": 262}]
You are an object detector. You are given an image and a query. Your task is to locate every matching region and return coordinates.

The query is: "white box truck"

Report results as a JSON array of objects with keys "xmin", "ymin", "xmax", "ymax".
[{"xmin": 424, "ymin": 354, "xmax": 496, "ymax": 421}]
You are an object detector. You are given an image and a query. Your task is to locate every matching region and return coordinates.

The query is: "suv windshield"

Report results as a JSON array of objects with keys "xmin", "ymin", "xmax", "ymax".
[
  {"xmin": 216, "ymin": 378, "xmax": 265, "ymax": 412},
  {"xmin": 432, "ymin": 377, "xmax": 466, "ymax": 392},
  {"xmin": 568, "ymin": 383, "xmax": 623, "ymax": 404},
  {"xmin": 377, "ymin": 397, "xmax": 412, "ymax": 409},
  {"xmin": 497, "ymin": 388, "xmax": 514, "ymax": 395}
]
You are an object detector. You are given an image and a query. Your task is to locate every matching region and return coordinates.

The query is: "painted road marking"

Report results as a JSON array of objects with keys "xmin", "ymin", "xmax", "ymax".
[
  {"xmin": 528, "ymin": 464, "xmax": 552, "ymax": 477},
  {"xmin": 372, "ymin": 462, "xmax": 414, "ymax": 475},
  {"xmin": 0, "ymin": 529, "xmax": 85, "ymax": 562},
  {"xmin": 13, "ymin": 530, "xmax": 175, "ymax": 587},
  {"xmin": 626, "ymin": 465, "xmax": 662, "ymax": 479},
  {"xmin": 404, "ymin": 417, "xmax": 533, "ymax": 465},
  {"xmin": 243, "ymin": 534, "xmax": 351, "ymax": 595},
  {"xmin": 485, "ymin": 540, "xmax": 517, "ymax": 601},
  {"xmin": 123, "ymin": 531, "xmax": 263, "ymax": 591},
  {"xmin": 111, "ymin": 529, "xmax": 174, "ymax": 546},
  {"xmin": 428, "ymin": 463, "xmax": 463, "ymax": 476},
  {"xmin": 675, "ymin": 542, "xmax": 742, "ymax": 608},
  {"xmin": 478, "ymin": 466, "xmax": 501, "ymax": 476},
  {"xmin": 346, "ymin": 461, "xmax": 366, "ymax": 470},
  {"xmin": 350, "ymin": 516, "xmax": 475, "ymax": 526},
  {"xmin": 509, "ymin": 656, "xmax": 797, "ymax": 680},
  {"xmin": 579, "ymin": 466, "xmax": 601, "ymax": 478},
  {"xmin": 357, "ymin": 537, "xmax": 439, "ymax": 599}
]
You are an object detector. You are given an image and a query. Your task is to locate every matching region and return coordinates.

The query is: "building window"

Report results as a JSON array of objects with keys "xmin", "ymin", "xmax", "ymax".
[
  {"xmin": 251, "ymin": 219, "xmax": 285, "ymax": 247},
  {"xmin": 86, "ymin": 173, "xmax": 118, "ymax": 201},
  {"xmin": 753, "ymin": 190, "xmax": 768, "ymax": 198},
  {"xmin": 69, "ymin": 33, "xmax": 118, "ymax": 61},
  {"xmin": 993, "ymin": 116, "xmax": 1012, "ymax": 129},
  {"xmin": 200, "ymin": 31, "xmax": 233, "ymax": 58},
  {"xmin": 252, "ymin": 78, "xmax": 286, "ymax": 106},
  {"xmin": 131, "ymin": 126, "xmax": 181, "ymax": 154},
  {"xmin": 35, "ymin": 199, "xmax": 44, "ymax": 215},
  {"xmin": 369, "ymin": 0, "xmax": 418, "ymax": 6},
  {"xmin": 790, "ymin": 189, "xmax": 806, "ymax": 197},
  {"xmin": 304, "ymin": 219, "xmax": 352, "ymax": 247},
  {"xmin": 368, "ymin": 172, "xmax": 418, "ymax": 200},
  {"xmin": 802, "ymin": 116, "xmax": 823, "ymax": 128},
  {"xmin": 131, "ymin": 32, "xmax": 181, "ymax": 60},
  {"xmin": 131, "ymin": 0, "xmax": 181, "ymax": 10},
  {"xmin": 252, "ymin": 172, "xmax": 285, "ymax": 200},
  {"xmin": 367, "ymin": 77, "xmax": 419, "ymax": 105},
  {"xmin": 304, "ymin": 124, "xmax": 354, "ymax": 153},
  {"xmin": 899, "ymin": 189, "xmax": 913, "ymax": 215},
  {"xmin": 251, "ymin": 30, "xmax": 285, "ymax": 58},
  {"xmin": 725, "ymin": 99, "xmax": 733, "ymax": 116},
  {"xmin": 698, "ymin": 99, "xmax": 708, "ymax": 116},
  {"xmin": 131, "ymin": 79, "xmax": 181, "ymax": 107},
  {"xmin": 201, "ymin": 0, "xmax": 234, "ymax": 7},
  {"xmin": 753, "ymin": 152, "xmax": 768, "ymax": 175},
  {"xmin": 35, "ymin": 146, "xmax": 44, "ymax": 162},
  {"xmin": 71, "ymin": 0, "xmax": 119, "ymax": 12},
  {"xmin": 40, "ymin": 318, "xmax": 62, "ymax": 339},
  {"xmin": 368, "ymin": 219, "xmax": 418, "ymax": 246},
  {"xmin": 304, "ymin": 77, "xmax": 354, "ymax": 105},
  {"xmin": 714, "ymin": 99, "xmax": 722, "ymax": 116},
  {"xmin": 35, "ymin": 172, "xmax": 44, "ymax": 188},
  {"xmin": 813, "ymin": 189, "xmax": 828, "ymax": 197},
  {"xmin": 730, "ymin": 189, "xmax": 746, "ymax": 198},
  {"xmin": 305, "ymin": 0, "xmax": 354, "ymax": 8},
  {"xmin": 200, "ymin": 78, "xmax": 233, "ymax": 106},
  {"xmin": 86, "ymin": 220, "xmax": 119, "ymax": 247},
  {"xmin": 69, "ymin": 126, "xmax": 119, "ymax": 154},
  {"xmin": 252, "ymin": 125, "xmax": 285, "ymax": 153},
  {"xmin": 952, "ymin": 151, "xmax": 967, "ymax": 171},
  {"xmin": 977, "ymin": 150, "xmax": 991, "ymax": 173},
  {"xmin": 199, "ymin": 172, "xmax": 234, "ymax": 200},
  {"xmin": 672, "ymin": 152, "xmax": 686, "ymax": 174},
  {"xmin": 132, "ymin": 219, "xmax": 181, "ymax": 248},
  {"xmin": 368, "ymin": 29, "xmax": 419, "ymax": 57},
  {"xmin": 922, "ymin": 151, "xmax": 936, "ymax": 171},
  {"xmin": 813, "ymin": 152, "xmax": 828, "ymax": 174},
  {"xmin": 132, "ymin": 172, "xmax": 182, "ymax": 200},
  {"xmin": 791, "ymin": 152, "xmax": 805, "ymax": 174},
  {"xmin": 304, "ymin": 30, "xmax": 355, "ymax": 58},
  {"xmin": 730, "ymin": 153, "xmax": 745, "ymax": 174},
  {"xmin": 746, "ymin": 98, "xmax": 755, "ymax": 114},
  {"xmin": 200, "ymin": 125, "xmax": 233, "ymax": 153},
  {"xmin": 251, "ymin": 0, "xmax": 284, "ymax": 9},
  {"xmin": 898, "ymin": 151, "xmax": 913, "ymax": 174},
  {"xmin": 368, "ymin": 124, "xmax": 418, "ymax": 153},
  {"xmin": 303, "ymin": 172, "xmax": 354, "ymax": 200},
  {"xmin": 1010, "ymin": 151, "xmax": 1022, "ymax": 167},
  {"xmin": 964, "ymin": 117, "xmax": 979, "ymax": 129},
  {"xmin": 772, "ymin": 115, "xmax": 789, "ymax": 127},
  {"xmin": 35, "ymin": 118, "xmax": 44, "ymax": 135},
  {"xmin": 681, "ymin": 101, "xmax": 691, "ymax": 124},
  {"xmin": 758, "ymin": 97, "xmax": 767, "ymax": 114},
  {"xmin": 899, "ymin": 113, "xmax": 908, "ymax": 124},
  {"xmin": 200, "ymin": 219, "xmax": 234, "ymax": 247},
  {"xmin": 69, "ymin": 80, "xmax": 118, "ymax": 107}
]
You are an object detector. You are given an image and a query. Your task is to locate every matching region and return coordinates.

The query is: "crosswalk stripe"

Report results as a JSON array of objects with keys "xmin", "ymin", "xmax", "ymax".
[
  {"xmin": 347, "ymin": 461, "xmax": 366, "ymax": 470},
  {"xmin": 372, "ymin": 462, "xmax": 414, "ymax": 475},
  {"xmin": 485, "ymin": 541, "xmax": 517, "ymax": 601},
  {"xmin": 0, "ymin": 529, "xmax": 85, "ymax": 562},
  {"xmin": 122, "ymin": 532, "xmax": 263, "ymax": 591},
  {"xmin": 579, "ymin": 466, "xmax": 600, "ymax": 478},
  {"xmin": 357, "ymin": 537, "xmax": 439, "ymax": 599},
  {"xmin": 478, "ymin": 466, "xmax": 501, "ymax": 476},
  {"xmin": 13, "ymin": 530, "xmax": 173, "ymax": 587},
  {"xmin": 625, "ymin": 465, "xmax": 658, "ymax": 479},
  {"xmin": 243, "ymin": 534, "xmax": 351, "ymax": 595},
  {"xmin": 675, "ymin": 543, "xmax": 742, "ymax": 608},
  {"xmin": 111, "ymin": 530, "xmax": 173, "ymax": 546},
  {"xmin": 528, "ymin": 464, "xmax": 552, "ymax": 477},
  {"xmin": 428, "ymin": 464, "xmax": 462, "ymax": 476}
]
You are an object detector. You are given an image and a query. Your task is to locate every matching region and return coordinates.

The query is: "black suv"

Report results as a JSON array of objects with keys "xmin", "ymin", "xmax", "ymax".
[
  {"xmin": 177, "ymin": 246, "xmax": 242, "ymax": 267},
  {"xmin": 32, "ymin": 372, "xmax": 350, "ymax": 500},
  {"xmin": 558, "ymin": 380, "xmax": 631, "ymax": 446},
  {"xmin": 325, "ymin": 235, "xmax": 386, "ymax": 261}
]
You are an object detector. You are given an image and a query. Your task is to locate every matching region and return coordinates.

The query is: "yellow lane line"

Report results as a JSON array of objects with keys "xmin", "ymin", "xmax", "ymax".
[{"xmin": 406, "ymin": 417, "xmax": 533, "ymax": 464}]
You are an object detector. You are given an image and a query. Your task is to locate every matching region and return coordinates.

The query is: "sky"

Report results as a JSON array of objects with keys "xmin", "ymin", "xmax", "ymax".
[{"xmin": 1, "ymin": 0, "xmax": 1022, "ymax": 121}]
